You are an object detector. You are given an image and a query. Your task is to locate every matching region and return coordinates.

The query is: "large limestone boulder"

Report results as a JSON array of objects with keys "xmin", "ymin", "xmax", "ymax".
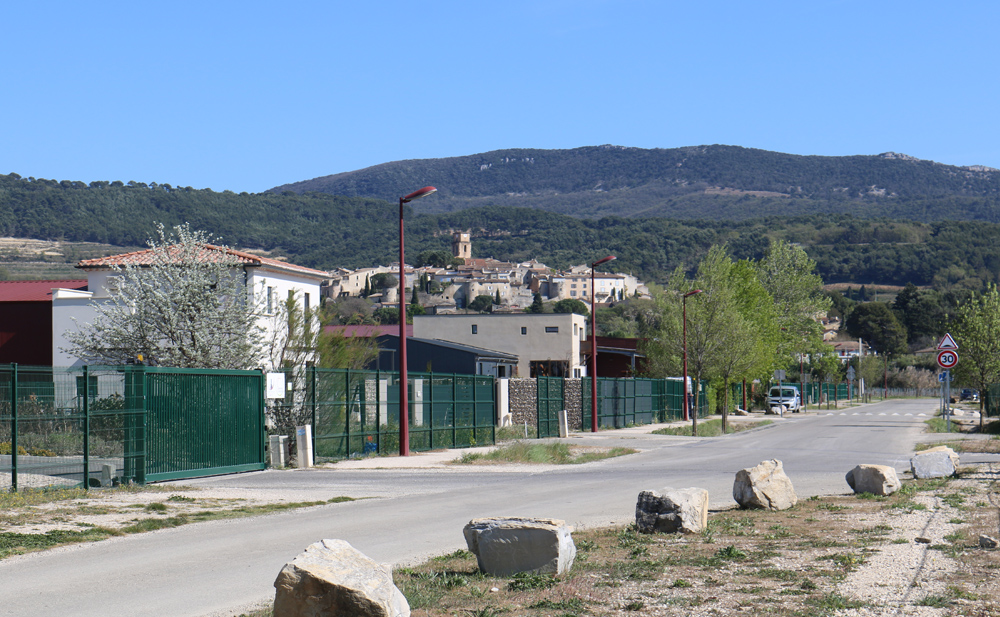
[
  {"xmin": 273, "ymin": 539, "xmax": 409, "ymax": 617},
  {"xmin": 846, "ymin": 464, "xmax": 901, "ymax": 496},
  {"xmin": 463, "ymin": 517, "xmax": 576, "ymax": 576},
  {"xmin": 635, "ymin": 487, "xmax": 709, "ymax": 534},
  {"xmin": 733, "ymin": 459, "xmax": 797, "ymax": 510},
  {"xmin": 910, "ymin": 446, "xmax": 959, "ymax": 479}
]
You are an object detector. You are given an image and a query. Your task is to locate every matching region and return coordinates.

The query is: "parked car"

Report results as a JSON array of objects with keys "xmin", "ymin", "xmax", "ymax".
[
  {"xmin": 767, "ymin": 385, "xmax": 803, "ymax": 413},
  {"xmin": 960, "ymin": 388, "xmax": 979, "ymax": 402}
]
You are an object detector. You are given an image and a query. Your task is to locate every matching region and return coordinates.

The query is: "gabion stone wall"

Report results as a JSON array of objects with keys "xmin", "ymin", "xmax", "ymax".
[
  {"xmin": 508, "ymin": 378, "xmax": 537, "ymax": 428},
  {"xmin": 564, "ymin": 378, "xmax": 582, "ymax": 431},
  {"xmin": 507, "ymin": 378, "xmax": 585, "ymax": 433}
]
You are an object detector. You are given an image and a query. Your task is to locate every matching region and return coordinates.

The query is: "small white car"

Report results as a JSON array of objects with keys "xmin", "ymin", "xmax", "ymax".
[{"xmin": 767, "ymin": 385, "xmax": 803, "ymax": 413}]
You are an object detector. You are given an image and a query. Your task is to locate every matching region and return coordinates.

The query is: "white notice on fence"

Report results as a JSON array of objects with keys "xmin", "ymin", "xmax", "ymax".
[{"xmin": 266, "ymin": 372, "xmax": 286, "ymax": 399}]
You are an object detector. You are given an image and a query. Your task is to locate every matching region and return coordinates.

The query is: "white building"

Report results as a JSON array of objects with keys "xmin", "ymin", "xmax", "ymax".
[
  {"xmin": 52, "ymin": 246, "xmax": 328, "ymax": 368},
  {"xmin": 413, "ymin": 313, "xmax": 588, "ymax": 378}
]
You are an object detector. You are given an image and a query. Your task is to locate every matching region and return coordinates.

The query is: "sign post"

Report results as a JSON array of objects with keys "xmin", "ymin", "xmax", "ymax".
[
  {"xmin": 846, "ymin": 365, "xmax": 856, "ymax": 403},
  {"xmin": 937, "ymin": 334, "xmax": 959, "ymax": 432}
]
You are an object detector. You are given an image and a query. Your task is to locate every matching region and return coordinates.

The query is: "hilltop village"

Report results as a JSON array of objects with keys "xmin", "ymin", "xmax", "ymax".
[{"xmin": 322, "ymin": 232, "xmax": 649, "ymax": 313}]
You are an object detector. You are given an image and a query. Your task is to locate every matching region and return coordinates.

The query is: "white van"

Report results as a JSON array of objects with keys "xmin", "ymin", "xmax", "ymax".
[{"xmin": 767, "ymin": 385, "xmax": 802, "ymax": 413}]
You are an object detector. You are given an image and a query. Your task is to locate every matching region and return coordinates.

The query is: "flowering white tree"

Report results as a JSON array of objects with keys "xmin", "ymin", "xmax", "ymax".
[{"xmin": 64, "ymin": 224, "xmax": 265, "ymax": 369}]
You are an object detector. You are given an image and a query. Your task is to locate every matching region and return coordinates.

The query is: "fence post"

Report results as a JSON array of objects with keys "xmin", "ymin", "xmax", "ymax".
[
  {"xmin": 83, "ymin": 365, "xmax": 90, "ymax": 490},
  {"xmin": 309, "ymin": 366, "xmax": 317, "ymax": 455},
  {"xmin": 11, "ymin": 364, "xmax": 18, "ymax": 492}
]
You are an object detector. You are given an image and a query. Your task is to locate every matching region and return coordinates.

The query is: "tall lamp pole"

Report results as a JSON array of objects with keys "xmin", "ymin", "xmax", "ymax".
[
  {"xmin": 589, "ymin": 255, "xmax": 616, "ymax": 432},
  {"xmin": 682, "ymin": 289, "xmax": 703, "ymax": 422},
  {"xmin": 397, "ymin": 186, "xmax": 437, "ymax": 456}
]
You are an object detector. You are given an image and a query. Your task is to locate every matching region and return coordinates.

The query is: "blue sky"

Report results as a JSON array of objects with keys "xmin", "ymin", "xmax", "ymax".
[{"xmin": 2, "ymin": 1, "xmax": 998, "ymax": 193}]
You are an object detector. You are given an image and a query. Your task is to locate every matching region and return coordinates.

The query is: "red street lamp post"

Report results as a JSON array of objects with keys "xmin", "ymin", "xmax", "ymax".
[
  {"xmin": 682, "ymin": 289, "xmax": 703, "ymax": 422},
  {"xmin": 397, "ymin": 186, "xmax": 437, "ymax": 456},
  {"xmin": 589, "ymin": 255, "xmax": 616, "ymax": 432}
]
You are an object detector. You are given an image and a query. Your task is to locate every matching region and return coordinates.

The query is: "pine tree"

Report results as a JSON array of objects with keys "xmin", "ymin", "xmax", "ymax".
[{"xmin": 527, "ymin": 292, "xmax": 544, "ymax": 313}]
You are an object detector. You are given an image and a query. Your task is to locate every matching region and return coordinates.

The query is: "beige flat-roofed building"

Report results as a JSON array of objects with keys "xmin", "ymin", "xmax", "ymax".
[{"xmin": 412, "ymin": 313, "xmax": 588, "ymax": 378}]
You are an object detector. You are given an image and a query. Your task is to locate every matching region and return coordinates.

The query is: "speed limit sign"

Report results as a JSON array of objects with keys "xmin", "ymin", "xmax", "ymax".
[{"xmin": 937, "ymin": 350, "xmax": 959, "ymax": 369}]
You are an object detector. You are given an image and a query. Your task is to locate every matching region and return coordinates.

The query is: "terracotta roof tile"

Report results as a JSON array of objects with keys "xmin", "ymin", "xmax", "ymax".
[{"xmin": 77, "ymin": 244, "xmax": 329, "ymax": 279}]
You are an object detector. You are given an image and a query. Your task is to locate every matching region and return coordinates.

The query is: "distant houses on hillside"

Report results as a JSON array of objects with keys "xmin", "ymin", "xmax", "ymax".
[{"xmin": 322, "ymin": 232, "xmax": 649, "ymax": 312}]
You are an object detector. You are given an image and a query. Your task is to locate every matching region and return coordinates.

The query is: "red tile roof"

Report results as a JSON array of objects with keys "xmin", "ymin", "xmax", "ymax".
[
  {"xmin": 0, "ymin": 279, "xmax": 88, "ymax": 302},
  {"xmin": 77, "ymin": 244, "xmax": 329, "ymax": 279}
]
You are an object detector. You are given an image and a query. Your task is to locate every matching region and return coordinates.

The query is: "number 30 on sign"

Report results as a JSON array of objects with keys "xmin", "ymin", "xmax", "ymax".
[{"xmin": 937, "ymin": 350, "xmax": 959, "ymax": 369}]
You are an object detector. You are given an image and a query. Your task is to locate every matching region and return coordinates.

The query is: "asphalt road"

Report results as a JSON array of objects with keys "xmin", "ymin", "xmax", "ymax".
[{"xmin": 0, "ymin": 398, "xmax": 985, "ymax": 617}]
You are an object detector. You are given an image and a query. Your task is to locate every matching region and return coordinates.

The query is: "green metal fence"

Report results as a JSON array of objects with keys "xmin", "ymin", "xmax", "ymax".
[
  {"xmin": 580, "ymin": 377, "xmax": 708, "ymax": 430},
  {"xmin": 537, "ymin": 377, "xmax": 564, "ymax": 438},
  {"xmin": 985, "ymin": 384, "xmax": 1000, "ymax": 418},
  {"xmin": 2, "ymin": 364, "xmax": 265, "ymax": 491},
  {"xmin": 309, "ymin": 368, "xmax": 495, "ymax": 460}
]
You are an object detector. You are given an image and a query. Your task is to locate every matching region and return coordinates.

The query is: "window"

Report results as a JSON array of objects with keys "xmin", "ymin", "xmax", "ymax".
[
  {"xmin": 472, "ymin": 325, "xmax": 478, "ymax": 334},
  {"xmin": 304, "ymin": 293, "xmax": 310, "ymax": 309},
  {"xmin": 574, "ymin": 324, "xmax": 578, "ymax": 335},
  {"xmin": 266, "ymin": 286, "xmax": 274, "ymax": 314},
  {"xmin": 573, "ymin": 368, "xmax": 581, "ymax": 378},
  {"xmin": 521, "ymin": 327, "xmax": 527, "ymax": 335},
  {"xmin": 545, "ymin": 326, "xmax": 559, "ymax": 333},
  {"xmin": 570, "ymin": 291, "xmax": 576, "ymax": 297}
]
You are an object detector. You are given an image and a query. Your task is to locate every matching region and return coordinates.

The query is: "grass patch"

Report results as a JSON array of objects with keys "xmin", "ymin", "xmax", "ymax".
[
  {"xmin": 651, "ymin": 419, "xmax": 772, "ymax": 437},
  {"xmin": 455, "ymin": 441, "xmax": 636, "ymax": 465},
  {"xmin": 0, "ymin": 527, "xmax": 121, "ymax": 559},
  {"xmin": 495, "ymin": 424, "xmax": 536, "ymax": 442},
  {"xmin": 1, "ymin": 494, "xmax": 359, "ymax": 559},
  {"xmin": 924, "ymin": 417, "xmax": 964, "ymax": 433}
]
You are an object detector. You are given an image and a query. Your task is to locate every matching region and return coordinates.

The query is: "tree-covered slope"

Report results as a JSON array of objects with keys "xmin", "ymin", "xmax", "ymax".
[
  {"xmin": 270, "ymin": 145, "xmax": 1000, "ymax": 220},
  {"xmin": 4, "ymin": 172, "xmax": 1000, "ymax": 292}
]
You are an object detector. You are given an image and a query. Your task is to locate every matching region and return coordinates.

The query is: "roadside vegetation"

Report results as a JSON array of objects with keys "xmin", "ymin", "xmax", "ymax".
[
  {"xmin": 0, "ymin": 486, "xmax": 357, "ymax": 560},
  {"xmin": 652, "ymin": 419, "xmax": 772, "ymax": 437},
  {"xmin": 455, "ymin": 442, "xmax": 636, "ymax": 466}
]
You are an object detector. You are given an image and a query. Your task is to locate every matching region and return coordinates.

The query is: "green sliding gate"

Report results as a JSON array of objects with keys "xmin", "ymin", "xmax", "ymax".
[
  {"xmin": 1, "ymin": 364, "xmax": 266, "ymax": 491},
  {"xmin": 309, "ymin": 368, "xmax": 496, "ymax": 460},
  {"xmin": 143, "ymin": 367, "xmax": 265, "ymax": 482},
  {"xmin": 537, "ymin": 376, "xmax": 564, "ymax": 438}
]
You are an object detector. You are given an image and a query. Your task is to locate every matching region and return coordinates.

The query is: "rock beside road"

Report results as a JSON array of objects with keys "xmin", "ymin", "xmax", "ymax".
[
  {"xmin": 733, "ymin": 459, "xmax": 797, "ymax": 511},
  {"xmin": 910, "ymin": 446, "xmax": 959, "ymax": 479},
  {"xmin": 846, "ymin": 464, "xmax": 901, "ymax": 496},
  {"xmin": 273, "ymin": 539, "xmax": 409, "ymax": 617},
  {"xmin": 635, "ymin": 487, "xmax": 709, "ymax": 534},
  {"xmin": 463, "ymin": 517, "xmax": 576, "ymax": 576}
]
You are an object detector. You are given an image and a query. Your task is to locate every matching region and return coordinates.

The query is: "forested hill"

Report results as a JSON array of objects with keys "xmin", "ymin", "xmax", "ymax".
[
  {"xmin": 269, "ymin": 145, "xmax": 1000, "ymax": 220},
  {"xmin": 3, "ymin": 170, "xmax": 1000, "ymax": 290}
]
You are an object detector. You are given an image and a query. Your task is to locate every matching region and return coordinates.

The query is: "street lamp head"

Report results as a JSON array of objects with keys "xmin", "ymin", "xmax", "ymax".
[
  {"xmin": 683, "ymin": 289, "xmax": 703, "ymax": 298},
  {"xmin": 591, "ymin": 255, "xmax": 616, "ymax": 268},
  {"xmin": 401, "ymin": 186, "xmax": 437, "ymax": 203}
]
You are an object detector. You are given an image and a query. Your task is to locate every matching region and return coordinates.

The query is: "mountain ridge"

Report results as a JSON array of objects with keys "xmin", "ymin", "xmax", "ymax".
[{"xmin": 269, "ymin": 145, "xmax": 1000, "ymax": 220}]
